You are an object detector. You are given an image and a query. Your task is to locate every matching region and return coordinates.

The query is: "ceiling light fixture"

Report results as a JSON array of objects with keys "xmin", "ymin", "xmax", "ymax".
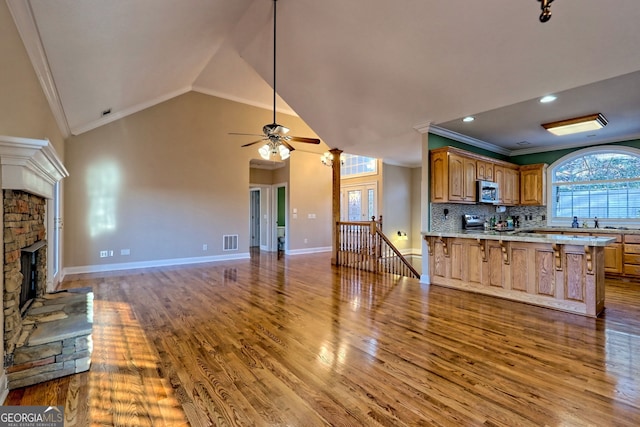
[
  {"xmin": 539, "ymin": 95, "xmax": 557, "ymax": 103},
  {"xmin": 538, "ymin": 0, "xmax": 554, "ymax": 22},
  {"xmin": 542, "ymin": 113, "xmax": 608, "ymax": 136},
  {"xmin": 462, "ymin": 116, "xmax": 475, "ymax": 123},
  {"xmin": 320, "ymin": 151, "xmax": 345, "ymax": 167}
]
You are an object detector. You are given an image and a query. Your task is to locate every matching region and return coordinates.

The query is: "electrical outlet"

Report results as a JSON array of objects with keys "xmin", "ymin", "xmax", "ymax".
[
  {"xmin": 304, "ymin": 238, "xmax": 308, "ymax": 244},
  {"xmin": 202, "ymin": 244, "xmax": 208, "ymax": 251},
  {"xmin": 109, "ymin": 250, "xmax": 114, "ymax": 257},
  {"xmin": 99, "ymin": 251, "xmax": 108, "ymax": 258},
  {"xmin": 121, "ymin": 249, "xmax": 130, "ymax": 256}
]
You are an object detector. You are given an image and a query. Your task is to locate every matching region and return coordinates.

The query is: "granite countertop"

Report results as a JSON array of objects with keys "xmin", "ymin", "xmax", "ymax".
[
  {"xmin": 421, "ymin": 229, "xmax": 616, "ymax": 246},
  {"xmin": 533, "ymin": 226, "xmax": 640, "ymax": 234}
]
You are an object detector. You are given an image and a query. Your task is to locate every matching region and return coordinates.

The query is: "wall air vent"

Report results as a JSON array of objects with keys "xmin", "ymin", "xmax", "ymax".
[{"xmin": 223, "ymin": 234, "xmax": 239, "ymax": 251}]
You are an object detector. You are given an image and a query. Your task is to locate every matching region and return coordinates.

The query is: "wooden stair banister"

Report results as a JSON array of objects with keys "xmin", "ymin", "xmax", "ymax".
[{"xmin": 336, "ymin": 216, "xmax": 419, "ymax": 279}]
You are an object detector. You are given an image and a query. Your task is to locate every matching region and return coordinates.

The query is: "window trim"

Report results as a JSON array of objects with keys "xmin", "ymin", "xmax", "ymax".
[{"xmin": 547, "ymin": 145, "xmax": 640, "ymax": 228}]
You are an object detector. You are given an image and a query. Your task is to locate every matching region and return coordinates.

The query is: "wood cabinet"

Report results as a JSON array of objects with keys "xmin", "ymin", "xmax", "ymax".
[
  {"xmin": 430, "ymin": 146, "xmax": 542, "ymax": 207},
  {"xmin": 504, "ymin": 166, "xmax": 520, "ymax": 206},
  {"xmin": 593, "ymin": 233, "xmax": 623, "ymax": 274},
  {"xmin": 424, "ymin": 234, "xmax": 606, "ymax": 317},
  {"xmin": 448, "ymin": 153, "xmax": 477, "ymax": 202},
  {"xmin": 520, "ymin": 164, "xmax": 548, "ymax": 206},
  {"xmin": 623, "ymin": 234, "xmax": 640, "ymax": 276},
  {"xmin": 430, "ymin": 148, "xmax": 476, "ymax": 203},
  {"xmin": 476, "ymin": 160, "xmax": 494, "ymax": 181}
]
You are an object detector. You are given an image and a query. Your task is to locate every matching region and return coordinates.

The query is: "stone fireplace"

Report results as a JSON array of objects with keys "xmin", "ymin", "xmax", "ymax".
[{"xmin": 0, "ymin": 136, "xmax": 92, "ymax": 394}]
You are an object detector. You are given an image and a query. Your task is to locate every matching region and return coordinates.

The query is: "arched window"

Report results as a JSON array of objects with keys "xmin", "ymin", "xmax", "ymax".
[{"xmin": 550, "ymin": 146, "xmax": 640, "ymax": 224}]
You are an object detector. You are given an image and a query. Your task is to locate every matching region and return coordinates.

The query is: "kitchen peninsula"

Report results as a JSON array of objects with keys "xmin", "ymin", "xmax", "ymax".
[{"xmin": 422, "ymin": 230, "xmax": 615, "ymax": 317}]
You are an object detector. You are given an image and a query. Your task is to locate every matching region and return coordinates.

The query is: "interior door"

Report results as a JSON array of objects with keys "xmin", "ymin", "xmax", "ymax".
[{"xmin": 341, "ymin": 183, "xmax": 377, "ymax": 221}]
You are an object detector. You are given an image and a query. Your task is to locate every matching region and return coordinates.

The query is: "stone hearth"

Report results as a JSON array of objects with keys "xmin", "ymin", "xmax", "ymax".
[{"xmin": 6, "ymin": 289, "xmax": 93, "ymax": 389}]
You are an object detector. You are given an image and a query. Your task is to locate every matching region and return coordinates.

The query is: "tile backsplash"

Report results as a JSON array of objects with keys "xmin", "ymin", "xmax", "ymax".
[{"xmin": 430, "ymin": 204, "xmax": 547, "ymax": 232}]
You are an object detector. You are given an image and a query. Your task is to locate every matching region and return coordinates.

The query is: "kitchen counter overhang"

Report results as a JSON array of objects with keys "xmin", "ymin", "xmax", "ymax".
[{"xmin": 421, "ymin": 231, "xmax": 615, "ymax": 317}]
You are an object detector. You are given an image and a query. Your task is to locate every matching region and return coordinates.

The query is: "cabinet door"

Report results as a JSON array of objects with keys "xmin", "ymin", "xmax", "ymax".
[
  {"xmin": 494, "ymin": 166, "xmax": 505, "ymax": 204},
  {"xmin": 520, "ymin": 164, "xmax": 547, "ymax": 206},
  {"xmin": 477, "ymin": 160, "xmax": 494, "ymax": 182},
  {"xmin": 430, "ymin": 151, "xmax": 448, "ymax": 202},
  {"xmin": 448, "ymin": 153, "xmax": 466, "ymax": 201},
  {"xmin": 510, "ymin": 168, "xmax": 520, "ymax": 205},
  {"xmin": 501, "ymin": 167, "xmax": 520, "ymax": 206},
  {"xmin": 603, "ymin": 244, "xmax": 623, "ymax": 274},
  {"xmin": 463, "ymin": 157, "xmax": 477, "ymax": 201}
]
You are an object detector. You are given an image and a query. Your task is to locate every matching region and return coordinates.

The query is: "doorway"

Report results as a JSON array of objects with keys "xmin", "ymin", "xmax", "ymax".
[
  {"xmin": 275, "ymin": 184, "xmax": 286, "ymax": 254},
  {"xmin": 250, "ymin": 189, "xmax": 260, "ymax": 248},
  {"xmin": 341, "ymin": 183, "xmax": 377, "ymax": 221}
]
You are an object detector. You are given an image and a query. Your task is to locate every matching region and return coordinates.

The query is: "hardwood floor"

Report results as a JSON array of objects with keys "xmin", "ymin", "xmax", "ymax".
[{"xmin": 4, "ymin": 251, "xmax": 640, "ymax": 426}]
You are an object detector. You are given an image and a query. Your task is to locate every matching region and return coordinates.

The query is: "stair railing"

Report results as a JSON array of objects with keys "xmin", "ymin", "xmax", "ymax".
[{"xmin": 336, "ymin": 216, "xmax": 419, "ymax": 279}]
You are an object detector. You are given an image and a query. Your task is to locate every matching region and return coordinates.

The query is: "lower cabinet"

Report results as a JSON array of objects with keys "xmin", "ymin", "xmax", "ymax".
[
  {"xmin": 624, "ymin": 234, "xmax": 640, "ymax": 276},
  {"xmin": 426, "ymin": 236, "xmax": 605, "ymax": 317},
  {"xmin": 593, "ymin": 233, "xmax": 623, "ymax": 274}
]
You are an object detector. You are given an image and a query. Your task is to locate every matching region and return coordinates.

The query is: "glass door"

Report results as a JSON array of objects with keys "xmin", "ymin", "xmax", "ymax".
[{"xmin": 341, "ymin": 183, "xmax": 377, "ymax": 221}]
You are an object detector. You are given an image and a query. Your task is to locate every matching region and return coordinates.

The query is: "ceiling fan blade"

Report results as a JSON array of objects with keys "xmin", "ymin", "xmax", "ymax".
[
  {"xmin": 289, "ymin": 136, "xmax": 321, "ymax": 144},
  {"xmin": 241, "ymin": 139, "xmax": 266, "ymax": 147},
  {"xmin": 281, "ymin": 140, "xmax": 295, "ymax": 152},
  {"xmin": 229, "ymin": 132, "xmax": 266, "ymax": 137}
]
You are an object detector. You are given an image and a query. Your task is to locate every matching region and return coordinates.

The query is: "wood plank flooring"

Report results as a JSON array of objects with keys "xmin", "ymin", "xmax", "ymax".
[{"xmin": 4, "ymin": 251, "xmax": 640, "ymax": 426}]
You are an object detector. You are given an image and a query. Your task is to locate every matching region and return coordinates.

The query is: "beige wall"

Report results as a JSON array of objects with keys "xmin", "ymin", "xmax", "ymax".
[
  {"xmin": 64, "ymin": 91, "xmax": 329, "ymax": 268},
  {"xmin": 382, "ymin": 163, "xmax": 412, "ymax": 251},
  {"xmin": 410, "ymin": 167, "xmax": 422, "ymax": 249},
  {"xmin": 288, "ymin": 151, "xmax": 332, "ymax": 250},
  {"xmin": 0, "ymin": 2, "xmax": 65, "ymax": 156}
]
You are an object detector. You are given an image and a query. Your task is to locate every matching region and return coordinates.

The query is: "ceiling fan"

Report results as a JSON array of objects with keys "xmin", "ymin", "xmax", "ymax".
[{"xmin": 230, "ymin": 0, "xmax": 320, "ymax": 160}]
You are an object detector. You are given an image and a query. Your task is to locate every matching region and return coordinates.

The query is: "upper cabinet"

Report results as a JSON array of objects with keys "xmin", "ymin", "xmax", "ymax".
[
  {"xmin": 430, "ymin": 146, "xmax": 547, "ymax": 206},
  {"xmin": 520, "ymin": 164, "xmax": 548, "ymax": 206},
  {"xmin": 430, "ymin": 148, "xmax": 476, "ymax": 203},
  {"xmin": 476, "ymin": 160, "xmax": 494, "ymax": 181}
]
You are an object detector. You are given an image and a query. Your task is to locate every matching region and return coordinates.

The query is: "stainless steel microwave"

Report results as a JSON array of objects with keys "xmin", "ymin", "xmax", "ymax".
[{"xmin": 478, "ymin": 180, "xmax": 499, "ymax": 204}]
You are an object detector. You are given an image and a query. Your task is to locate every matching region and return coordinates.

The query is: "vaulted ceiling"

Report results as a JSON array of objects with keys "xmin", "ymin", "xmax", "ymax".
[{"xmin": 9, "ymin": 0, "xmax": 640, "ymax": 166}]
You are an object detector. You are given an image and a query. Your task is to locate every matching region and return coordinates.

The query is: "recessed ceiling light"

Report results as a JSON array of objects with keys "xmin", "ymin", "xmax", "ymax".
[
  {"xmin": 539, "ymin": 95, "xmax": 557, "ymax": 103},
  {"xmin": 462, "ymin": 116, "xmax": 475, "ymax": 122}
]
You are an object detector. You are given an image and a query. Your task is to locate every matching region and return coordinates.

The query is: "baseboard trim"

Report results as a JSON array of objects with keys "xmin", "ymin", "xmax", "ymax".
[
  {"xmin": 285, "ymin": 246, "xmax": 332, "ymax": 256},
  {"xmin": 63, "ymin": 253, "xmax": 251, "ymax": 276}
]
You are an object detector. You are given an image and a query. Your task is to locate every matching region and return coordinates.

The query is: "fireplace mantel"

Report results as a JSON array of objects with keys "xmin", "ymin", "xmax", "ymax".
[{"xmin": 0, "ymin": 135, "xmax": 68, "ymax": 199}]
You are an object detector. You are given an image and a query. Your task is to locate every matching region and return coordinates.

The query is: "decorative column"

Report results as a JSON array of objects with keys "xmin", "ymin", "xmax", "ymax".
[{"xmin": 330, "ymin": 148, "xmax": 342, "ymax": 265}]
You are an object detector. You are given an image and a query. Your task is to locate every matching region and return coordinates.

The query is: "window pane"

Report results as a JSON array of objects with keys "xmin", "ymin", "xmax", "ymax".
[{"xmin": 341, "ymin": 154, "xmax": 377, "ymax": 177}]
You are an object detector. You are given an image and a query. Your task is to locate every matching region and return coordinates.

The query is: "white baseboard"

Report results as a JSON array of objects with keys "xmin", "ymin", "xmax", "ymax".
[
  {"xmin": 63, "ymin": 253, "xmax": 251, "ymax": 276},
  {"xmin": 285, "ymin": 246, "xmax": 332, "ymax": 256}
]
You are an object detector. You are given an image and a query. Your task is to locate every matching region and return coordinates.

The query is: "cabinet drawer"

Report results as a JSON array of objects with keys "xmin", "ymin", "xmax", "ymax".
[
  {"xmin": 624, "ymin": 234, "xmax": 640, "ymax": 244},
  {"xmin": 624, "ymin": 253, "xmax": 640, "ymax": 265},
  {"xmin": 592, "ymin": 233, "xmax": 622, "ymax": 243},
  {"xmin": 623, "ymin": 264, "xmax": 640, "ymax": 276},
  {"xmin": 624, "ymin": 243, "xmax": 640, "ymax": 254}
]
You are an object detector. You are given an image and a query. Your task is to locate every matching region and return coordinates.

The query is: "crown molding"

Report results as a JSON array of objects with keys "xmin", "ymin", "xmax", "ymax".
[
  {"xmin": 6, "ymin": 0, "xmax": 70, "ymax": 139},
  {"xmin": 428, "ymin": 125, "xmax": 511, "ymax": 156},
  {"xmin": 70, "ymin": 86, "xmax": 192, "ymax": 135}
]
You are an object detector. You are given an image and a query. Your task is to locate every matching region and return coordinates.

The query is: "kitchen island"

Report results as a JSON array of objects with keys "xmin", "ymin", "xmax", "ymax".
[{"xmin": 422, "ymin": 230, "xmax": 616, "ymax": 317}]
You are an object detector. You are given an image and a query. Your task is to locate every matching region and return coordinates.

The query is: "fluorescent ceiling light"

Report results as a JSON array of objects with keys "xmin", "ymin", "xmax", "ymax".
[
  {"xmin": 539, "ymin": 95, "xmax": 557, "ymax": 103},
  {"xmin": 542, "ymin": 113, "xmax": 608, "ymax": 136},
  {"xmin": 462, "ymin": 116, "xmax": 475, "ymax": 122}
]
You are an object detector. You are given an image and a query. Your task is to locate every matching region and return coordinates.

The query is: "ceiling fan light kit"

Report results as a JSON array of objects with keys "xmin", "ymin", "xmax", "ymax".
[
  {"xmin": 231, "ymin": 0, "xmax": 320, "ymax": 160},
  {"xmin": 542, "ymin": 113, "xmax": 608, "ymax": 136}
]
